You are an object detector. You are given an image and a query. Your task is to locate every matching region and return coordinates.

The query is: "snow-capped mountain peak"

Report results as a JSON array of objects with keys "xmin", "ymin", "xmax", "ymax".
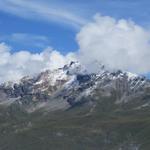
[{"xmin": 0, "ymin": 61, "xmax": 149, "ymax": 112}]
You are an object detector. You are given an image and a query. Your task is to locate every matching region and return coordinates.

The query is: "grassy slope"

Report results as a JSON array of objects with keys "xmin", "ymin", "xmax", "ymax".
[{"xmin": 0, "ymin": 97, "xmax": 150, "ymax": 150}]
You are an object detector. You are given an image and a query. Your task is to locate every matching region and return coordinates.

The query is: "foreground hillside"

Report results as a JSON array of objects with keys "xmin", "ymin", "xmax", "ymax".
[{"xmin": 0, "ymin": 96, "xmax": 150, "ymax": 150}]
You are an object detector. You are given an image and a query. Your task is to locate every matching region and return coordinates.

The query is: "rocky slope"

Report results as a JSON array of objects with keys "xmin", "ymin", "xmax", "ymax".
[{"xmin": 0, "ymin": 61, "xmax": 150, "ymax": 112}]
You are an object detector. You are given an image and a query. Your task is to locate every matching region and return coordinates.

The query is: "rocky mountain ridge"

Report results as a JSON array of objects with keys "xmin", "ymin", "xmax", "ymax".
[{"xmin": 0, "ymin": 61, "xmax": 150, "ymax": 112}]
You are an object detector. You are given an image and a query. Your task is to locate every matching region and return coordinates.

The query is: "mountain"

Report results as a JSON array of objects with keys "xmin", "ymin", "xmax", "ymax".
[
  {"xmin": 0, "ymin": 62, "xmax": 150, "ymax": 150},
  {"xmin": 0, "ymin": 61, "xmax": 149, "ymax": 112}
]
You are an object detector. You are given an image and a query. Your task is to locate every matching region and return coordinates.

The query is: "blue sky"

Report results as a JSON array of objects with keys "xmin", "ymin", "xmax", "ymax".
[
  {"xmin": 1, "ymin": 0, "xmax": 150, "ymax": 82},
  {"xmin": 0, "ymin": 0, "xmax": 150, "ymax": 53}
]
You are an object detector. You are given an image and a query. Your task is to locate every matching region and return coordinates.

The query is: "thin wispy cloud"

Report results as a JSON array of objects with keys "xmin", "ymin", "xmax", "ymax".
[
  {"xmin": 0, "ymin": 0, "xmax": 87, "ymax": 29},
  {"xmin": 11, "ymin": 33, "xmax": 49, "ymax": 48},
  {"xmin": 0, "ymin": 33, "xmax": 50, "ymax": 49}
]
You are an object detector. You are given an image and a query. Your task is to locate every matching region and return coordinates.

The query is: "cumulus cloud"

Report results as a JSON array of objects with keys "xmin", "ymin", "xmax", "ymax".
[
  {"xmin": 1, "ymin": 14, "xmax": 150, "ymax": 83},
  {"xmin": 0, "ymin": 43, "xmax": 76, "ymax": 83},
  {"xmin": 77, "ymin": 14, "xmax": 150, "ymax": 74}
]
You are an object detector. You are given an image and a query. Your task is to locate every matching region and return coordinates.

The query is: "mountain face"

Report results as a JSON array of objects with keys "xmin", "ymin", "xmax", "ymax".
[
  {"xmin": 0, "ymin": 61, "xmax": 149, "ymax": 112},
  {"xmin": 1, "ymin": 62, "xmax": 150, "ymax": 150}
]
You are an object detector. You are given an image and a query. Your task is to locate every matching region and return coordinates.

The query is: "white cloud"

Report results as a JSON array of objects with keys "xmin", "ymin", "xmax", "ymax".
[
  {"xmin": 0, "ymin": 0, "xmax": 87, "ymax": 28},
  {"xmin": 0, "ymin": 43, "xmax": 76, "ymax": 83},
  {"xmin": 0, "ymin": 33, "xmax": 50, "ymax": 48},
  {"xmin": 77, "ymin": 14, "xmax": 150, "ymax": 73},
  {"xmin": 12, "ymin": 33, "xmax": 50, "ymax": 48},
  {"xmin": 1, "ymin": 14, "xmax": 150, "ymax": 83}
]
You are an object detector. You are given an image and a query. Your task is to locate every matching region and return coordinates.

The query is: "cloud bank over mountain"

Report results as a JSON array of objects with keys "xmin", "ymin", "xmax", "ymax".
[
  {"xmin": 1, "ymin": 14, "xmax": 150, "ymax": 83},
  {"xmin": 0, "ymin": 43, "xmax": 76, "ymax": 83},
  {"xmin": 77, "ymin": 14, "xmax": 150, "ymax": 74}
]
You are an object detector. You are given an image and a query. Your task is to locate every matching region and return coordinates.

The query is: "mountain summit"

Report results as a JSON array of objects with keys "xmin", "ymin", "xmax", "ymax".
[{"xmin": 0, "ymin": 61, "xmax": 149, "ymax": 112}]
